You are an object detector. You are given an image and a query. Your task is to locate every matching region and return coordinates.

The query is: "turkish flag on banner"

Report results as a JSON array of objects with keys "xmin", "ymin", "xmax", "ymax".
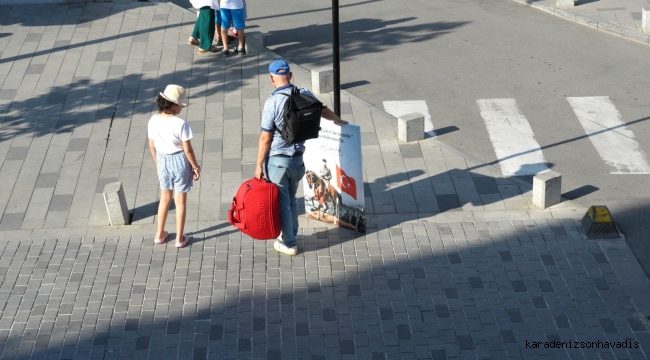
[{"xmin": 336, "ymin": 164, "xmax": 357, "ymax": 200}]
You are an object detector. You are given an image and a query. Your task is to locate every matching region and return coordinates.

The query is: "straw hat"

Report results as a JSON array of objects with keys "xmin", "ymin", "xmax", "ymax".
[{"xmin": 159, "ymin": 85, "xmax": 187, "ymax": 106}]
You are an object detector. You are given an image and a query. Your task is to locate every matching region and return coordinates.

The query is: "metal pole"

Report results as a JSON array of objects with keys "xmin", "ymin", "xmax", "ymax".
[{"xmin": 332, "ymin": 0, "xmax": 341, "ymax": 117}]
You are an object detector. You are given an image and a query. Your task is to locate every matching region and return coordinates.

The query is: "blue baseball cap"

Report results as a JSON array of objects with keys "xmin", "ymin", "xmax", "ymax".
[{"xmin": 269, "ymin": 60, "xmax": 290, "ymax": 75}]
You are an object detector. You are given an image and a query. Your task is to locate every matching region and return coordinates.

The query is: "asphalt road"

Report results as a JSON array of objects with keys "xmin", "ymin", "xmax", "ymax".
[{"xmin": 246, "ymin": 0, "xmax": 650, "ymax": 275}]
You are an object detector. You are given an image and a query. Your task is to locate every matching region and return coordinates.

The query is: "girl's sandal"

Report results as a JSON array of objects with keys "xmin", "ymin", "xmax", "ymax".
[
  {"xmin": 154, "ymin": 231, "xmax": 168, "ymax": 244},
  {"xmin": 175, "ymin": 234, "xmax": 189, "ymax": 248}
]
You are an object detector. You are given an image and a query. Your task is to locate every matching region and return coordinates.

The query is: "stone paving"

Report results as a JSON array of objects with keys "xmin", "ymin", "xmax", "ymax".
[
  {"xmin": 1, "ymin": 221, "xmax": 650, "ymax": 359},
  {"xmin": 0, "ymin": 1, "xmax": 584, "ymax": 232},
  {"xmin": 0, "ymin": 1, "xmax": 650, "ymax": 359},
  {"xmin": 511, "ymin": 0, "xmax": 650, "ymax": 45}
]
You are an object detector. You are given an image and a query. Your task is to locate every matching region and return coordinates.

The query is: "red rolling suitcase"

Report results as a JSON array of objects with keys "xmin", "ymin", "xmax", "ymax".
[{"xmin": 228, "ymin": 178, "xmax": 281, "ymax": 240}]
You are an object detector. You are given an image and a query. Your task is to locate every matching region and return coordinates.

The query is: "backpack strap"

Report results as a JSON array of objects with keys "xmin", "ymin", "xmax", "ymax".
[
  {"xmin": 277, "ymin": 86, "xmax": 299, "ymax": 97},
  {"xmin": 273, "ymin": 86, "xmax": 299, "ymax": 131}
]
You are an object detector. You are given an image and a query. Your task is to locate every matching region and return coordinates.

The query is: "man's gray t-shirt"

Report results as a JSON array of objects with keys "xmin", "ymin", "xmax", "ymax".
[{"xmin": 260, "ymin": 84, "xmax": 319, "ymax": 157}]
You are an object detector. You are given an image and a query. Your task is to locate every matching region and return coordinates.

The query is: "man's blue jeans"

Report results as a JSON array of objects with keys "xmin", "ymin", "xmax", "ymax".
[{"xmin": 266, "ymin": 156, "xmax": 305, "ymax": 248}]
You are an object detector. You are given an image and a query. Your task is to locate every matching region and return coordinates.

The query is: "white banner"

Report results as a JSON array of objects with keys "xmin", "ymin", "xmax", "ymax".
[{"xmin": 303, "ymin": 120, "xmax": 365, "ymax": 232}]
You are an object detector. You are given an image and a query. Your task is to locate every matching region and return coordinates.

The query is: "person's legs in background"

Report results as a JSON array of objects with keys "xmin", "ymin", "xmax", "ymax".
[
  {"xmin": 213, "ymin": 9, "xmax": 222, "ymax": 46},
  {"xmin": 197, "ymin": 7, "xmax": 215, "ymax": 52},
  {"xmin": 230, "ymin": 8, "xmax": 246, "ymax": 54},
  {"xmin": 220, "ymin": 8, "xmax": 232, "ymax": 55}
]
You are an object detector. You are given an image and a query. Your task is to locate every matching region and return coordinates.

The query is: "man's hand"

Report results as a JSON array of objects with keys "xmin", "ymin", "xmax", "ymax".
[
  {"xmin": 255, "ymin": 132, "xmax": 273, "ymax": 180},
  {"xmin": 322, "ymin": 107, "xmax": 349, "ymax": 125},
  {"xmin": 254, "ymin": 164, "xmax": 264, "ymax": 180}
]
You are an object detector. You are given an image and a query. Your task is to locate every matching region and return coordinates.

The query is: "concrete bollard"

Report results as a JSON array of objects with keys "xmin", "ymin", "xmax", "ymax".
[
  {"xmin": 643, "ymin": 8, "xmax": 650, "ymax": 33},
  {"xmin": 397, "ymin": 113, "xmax": 425, "ymax": 143},
  {"xmin": 245, "ymin": 31, "xmax": 264, "ymax": 55},
  {"xmin": 311, "ymin": 67, "xmax": 333, "ymax": 94},
  {"xmin": 103, "ymin": 182, "xmax": 130, "ymax": 226},
  {"xmin": 533, "ymin": 171, "xmax": 562, "ymax": 209},
  {"xmin": 556, "ymin": 0, "xmax": 574, "ymax": 7}
]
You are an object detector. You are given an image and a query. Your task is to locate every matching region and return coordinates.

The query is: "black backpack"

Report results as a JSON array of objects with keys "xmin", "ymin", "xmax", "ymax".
[{"xmin": 277, "ymin": 87, "xmax": 324, "ymax": 144}]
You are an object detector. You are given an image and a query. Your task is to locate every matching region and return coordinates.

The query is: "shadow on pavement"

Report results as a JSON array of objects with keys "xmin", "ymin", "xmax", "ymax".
[
  {"xmin": 0, "ymin": 60, "xmax": 259, "ymax": 142},
  {"xmin": 606, "ymin": 202, "xmax": 650, "ymax": 277},
  {"xmin": 2, "ymin": 219, "xmax": 649, "ymax": 359},
  {"xmin": 341, "ymin": 80, "xmax": 371, "ymax": 90},
  {"xmin": 264, "ymin": 18, "xmax": 470, "ymax": 65},
  {"xmin": 0, "ymin": 2, "xmax": 150, "ymax": 27},
  {"xmin": 364, "ymin": 166, "xmax": 533, "ymax": 215},
  {"xmin": 247, "ymin": 0, "xmax": 384, "ymax": 22},
  {"xmin": 562, "ymin": 185, "xmax": 599, "ymax": 201}
]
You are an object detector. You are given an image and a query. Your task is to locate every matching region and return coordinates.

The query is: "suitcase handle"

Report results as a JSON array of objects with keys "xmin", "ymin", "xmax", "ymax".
[{"xmin": 228, "ymin": 198, "xmax": 246, "ymax": 230}]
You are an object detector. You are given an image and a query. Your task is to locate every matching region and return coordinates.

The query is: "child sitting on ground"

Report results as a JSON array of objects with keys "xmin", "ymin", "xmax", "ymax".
[{"xmin": 148, "ymin": 85, "xmax": 201, "ymax": 248}]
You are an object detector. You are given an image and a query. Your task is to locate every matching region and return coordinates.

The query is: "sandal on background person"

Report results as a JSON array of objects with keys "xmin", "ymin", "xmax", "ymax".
[
  {"xmin": 187, "ymin": 37, "xmax": 199, "ymax": 46},
  {"xmin": 198, "ymin": 47, "xmax": 216, "ymax": 54}
]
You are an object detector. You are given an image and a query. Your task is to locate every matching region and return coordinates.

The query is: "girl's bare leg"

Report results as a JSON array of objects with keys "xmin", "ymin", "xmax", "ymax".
[
  {"xmin": 174, "ymin": 191, "xmax": 188, "ymax": 242},
  {"xmin": 156, "ymin": 190, "xmax": 173, "ymax": 239}
]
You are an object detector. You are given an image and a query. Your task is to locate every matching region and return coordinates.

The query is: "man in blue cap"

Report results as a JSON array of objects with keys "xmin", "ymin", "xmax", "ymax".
[{"xmin": 254, "ymin": 59, "xmax": 348, "ymax": 256}]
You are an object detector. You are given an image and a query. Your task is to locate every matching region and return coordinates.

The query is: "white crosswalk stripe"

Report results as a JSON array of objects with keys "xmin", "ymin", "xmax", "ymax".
[
  {"xmin": 477, "ymin": 98, "xmax": 550, "ymax": 176},
  {"xmin": 567, "ymin": 96, "xmax": 650, "ymax": 174}
]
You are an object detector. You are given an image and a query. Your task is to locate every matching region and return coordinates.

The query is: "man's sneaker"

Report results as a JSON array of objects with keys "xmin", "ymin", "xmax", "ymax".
[
  {"xmin": 235, "ymin": 47, "xmax": 246, "ymax": 55},
  {"xmin": 274, "ymin": 240, "xmax": 297, "ymax": 256},
  {"xmin": 221, "ymin": 49, "xmax": 229, "ymax": 57}
]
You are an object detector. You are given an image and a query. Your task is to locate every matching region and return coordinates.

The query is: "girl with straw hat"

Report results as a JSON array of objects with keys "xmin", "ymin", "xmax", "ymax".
[{"xmin": 148, "ymin": 85, "xmax": 201, "ymax": 248}]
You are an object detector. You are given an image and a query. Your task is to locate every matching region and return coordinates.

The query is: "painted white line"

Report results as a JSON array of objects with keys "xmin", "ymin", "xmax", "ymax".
[
  {"xmin": 477, "ymin": 98, "xmax": 549, "ymax": 176},
  {"xmin": 567, "ymin": 96, "xmax": 650, "ymax": 174},
  {"xmin": 383, "ymin": 100, "xmax": 434, "ymax": 137}
]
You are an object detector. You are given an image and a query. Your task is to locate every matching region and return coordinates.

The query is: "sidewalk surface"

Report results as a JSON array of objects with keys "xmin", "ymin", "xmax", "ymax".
[
  {"xmin": 512, "ymin": 0, "xmax": 650, "ymax": 45},
  {"xmin": 0, "ymin": 1, "xmax": 649, "ymax": 359}
]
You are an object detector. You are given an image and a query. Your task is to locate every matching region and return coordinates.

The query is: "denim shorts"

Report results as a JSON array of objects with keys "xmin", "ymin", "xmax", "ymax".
[
  {"xmin": 220, "ymin": 8, "xmax": 245, "ymax": 30},
  {"xmin": 157, "ymin": 151, "xmax": 193, "ymax": 193},
  {"xmin": 214, "ymin": 10, "xmax": 222, "ymax": 26}
]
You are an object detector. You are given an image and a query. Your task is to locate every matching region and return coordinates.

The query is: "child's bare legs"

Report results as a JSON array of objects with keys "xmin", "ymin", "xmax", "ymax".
[
  {"xmin": 156, "ymin": 189, "xmax": 174, "ymax": 239},
  {"xmin": 221, "ymin": 27, "xmax": 229, "ymax": 50},
  {"xmin": 215, "ymin": 25, "xmax": 222, "ymax": 41},
  {"xmin": 174, "ymin": 191, "xmax": 187, "ymax": 242},
  {"xmin": 237, "ymin": 29, "xmax": 245, "ymax": 49}
]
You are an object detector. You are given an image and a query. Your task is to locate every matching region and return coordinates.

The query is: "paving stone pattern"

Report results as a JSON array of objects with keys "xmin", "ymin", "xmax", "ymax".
[
  {"xmin": 1, "ymin": 2, "xmax": 650, "ymax": 360},
  {"xmin": 0, "ymin": 220, "xmax": 649, "ymax": 359},
  {"xmin": 0, "ymin": 2, "xmax": 560, "ymax": 233}
]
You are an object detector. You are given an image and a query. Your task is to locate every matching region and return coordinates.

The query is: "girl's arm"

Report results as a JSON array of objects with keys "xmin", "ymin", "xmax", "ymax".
[
  {"xmin": 182, "ymin": 140, "xmax": 201, "ymax": 180},
  {"xmin": 148, "ymin": 139, "xmax": 157, "ymax": 167}
]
